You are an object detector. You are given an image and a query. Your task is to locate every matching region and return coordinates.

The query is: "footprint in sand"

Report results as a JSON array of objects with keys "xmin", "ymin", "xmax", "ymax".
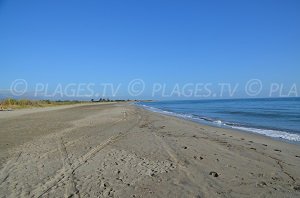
[
  {"xmin": 209, "ymin": 171, "xmax": 219, "ymax": 177},
  {"xmin": 256, "ymin": 181, "xmax": 267, "ymax": 188},
  {"xmin": 293, "ymin": 185, "xmax": 300, "ymax": 191},
  {"xmin": 193, "ymin": 156, "xmax": 204, "ymax": 160}
]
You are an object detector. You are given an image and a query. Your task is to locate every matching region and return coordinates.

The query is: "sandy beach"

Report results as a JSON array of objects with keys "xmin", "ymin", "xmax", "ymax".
[{"xmin": 0, "ymin": 103, "xmax": 299, "ymax": 198}]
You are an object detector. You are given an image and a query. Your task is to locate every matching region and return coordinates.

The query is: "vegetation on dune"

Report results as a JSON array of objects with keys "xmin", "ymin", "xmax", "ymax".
[
  {"xmin": 0, "ymin": 98, "xmax": 148, "ymax": 110},
  {"xmin": 0, "ymin": 98, "xmax": 87, "ymax": 110}
]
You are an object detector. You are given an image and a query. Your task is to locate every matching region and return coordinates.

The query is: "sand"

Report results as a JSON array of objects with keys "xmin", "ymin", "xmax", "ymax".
[{"xmin": 0, "ymin": 103, "xmax": 299, "ymax": 197}]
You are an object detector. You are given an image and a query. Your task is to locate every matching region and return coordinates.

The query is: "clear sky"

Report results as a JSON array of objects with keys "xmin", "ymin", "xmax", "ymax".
[{"xmin": 0, "ymin": 0, "xmax": 299, "ymax": 99}]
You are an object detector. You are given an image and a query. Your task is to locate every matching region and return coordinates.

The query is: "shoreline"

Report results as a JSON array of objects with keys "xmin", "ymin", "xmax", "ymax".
[
  {"xmin": 0, "ymin": 103, "xmax": 299, "ymax": 197},
  {"xmin": 136, "ymin": 103, "xmax": 300, "ymax": 145},
  {"xmin": 136, "ymin": 105, "xmax": 300, "ymax": 151}
]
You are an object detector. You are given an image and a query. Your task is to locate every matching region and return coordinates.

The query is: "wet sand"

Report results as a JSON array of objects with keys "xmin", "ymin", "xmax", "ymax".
[{"xmin": 0, "ymin": 103, "xmax": 299, "ymax": 197}]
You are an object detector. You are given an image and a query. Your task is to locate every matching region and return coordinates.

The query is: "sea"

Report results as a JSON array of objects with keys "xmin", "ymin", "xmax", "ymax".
[{"xmin": 137, "ymin": 98, "xmax": 300, "ymax": 143}]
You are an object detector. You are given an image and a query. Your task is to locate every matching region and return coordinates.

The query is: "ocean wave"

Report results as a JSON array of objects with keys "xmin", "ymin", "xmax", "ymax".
[
  {"xmin": 136, "ymin": 103, "xmax": 300, "ymax": 142},
  {"xmin": 230, "ymin": 126, "xmax": 300, "ymax": 142},
  {"xmin": 137, "ymin": 104, "xmax": 195, "ymax": 120}
]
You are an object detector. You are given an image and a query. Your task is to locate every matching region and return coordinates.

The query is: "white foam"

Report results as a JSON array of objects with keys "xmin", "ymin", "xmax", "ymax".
[
  {"xmin": 231, "ymin": 126, "xmax": 300, "ymax": 142},
  {"xmin": 138, "ymin": 104, "xmax": 194, "ymax": 119},
  {"xmin": 137, "ymin": 103, "xmax": 300, "ymax": 142},
  {"xmin": 214, "ymin": 120, "xmax": 223, "ymax": 125}
]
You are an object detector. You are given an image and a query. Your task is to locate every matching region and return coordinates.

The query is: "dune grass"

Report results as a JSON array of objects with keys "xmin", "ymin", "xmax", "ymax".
[{"xmin": 0, "ymin": 98, "xmax": 88, "ymax": 110}]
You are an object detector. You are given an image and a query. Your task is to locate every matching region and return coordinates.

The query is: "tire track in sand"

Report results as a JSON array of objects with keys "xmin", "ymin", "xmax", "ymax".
[
  {"xmin": 39, "ymin": 118, "xmax": 125, "ymax": 160},
  {"xmin": 31, "ymin": 133, "xmax": 124, "ymax": 197},
  {"xmin": 30, "ymin": 110, "xmax": 141, "ymax": 198},
  {"xmin": 0, "ymin": 152, "xmax": 22, "ymax": 185},
  {"xmin": 39, "ymin": 108, "xmax": 134, "ymax": 160},
  {"xmin": 142, "ymin": 114, "xmax": 210, "ymax": 198},
  {"xmin": 58, "ymin": 137, "xmax": 80, "ymax": 198},
  {"xmin": 0, "ymin": 117, "xmax": 125, "ymax": 194}
]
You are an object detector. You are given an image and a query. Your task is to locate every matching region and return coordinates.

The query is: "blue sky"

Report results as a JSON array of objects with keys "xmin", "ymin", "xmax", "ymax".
[{"xmin": 0, "ymin": 0, "xmax": 299, "ymax": 99}]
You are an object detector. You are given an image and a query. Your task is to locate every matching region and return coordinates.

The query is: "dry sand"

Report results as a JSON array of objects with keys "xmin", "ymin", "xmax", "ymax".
[{"xmin": 0, "ymin": 103, "xmax": 299, "ymax": 197}]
